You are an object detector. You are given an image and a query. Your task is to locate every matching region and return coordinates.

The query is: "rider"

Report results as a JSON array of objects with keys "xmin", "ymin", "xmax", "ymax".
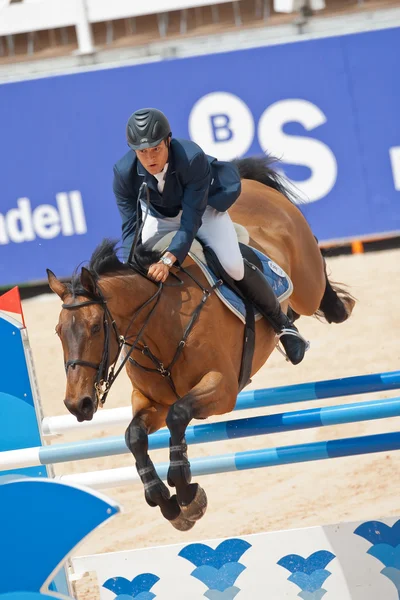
[{"xmin": 113, "ymin": 107, "xmax": 307, "ymax": 365}]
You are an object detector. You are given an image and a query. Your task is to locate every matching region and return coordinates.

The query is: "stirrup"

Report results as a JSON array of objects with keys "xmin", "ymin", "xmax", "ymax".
[{"xmin": 275, "ymin": 328, "xmax": 310, "ymax": 362}]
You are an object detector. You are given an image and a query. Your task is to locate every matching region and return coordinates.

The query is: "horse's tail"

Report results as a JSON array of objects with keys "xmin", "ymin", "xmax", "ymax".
[
  {"xmin": 232, "ymin": 155, "xmax": 299, "ymax": 205},
  {"xmin": 316, "ymin": 258, "xmax": 356, "ymax": 323},
  {"xmin": 233, "ymin": 155, "xmax": 356, "ymax": 323}
]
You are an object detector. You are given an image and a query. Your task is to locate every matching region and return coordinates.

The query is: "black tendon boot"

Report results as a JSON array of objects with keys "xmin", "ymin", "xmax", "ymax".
[{"xmin": 236, "ymin": 261, "xmax": 309, "ymax": 365}]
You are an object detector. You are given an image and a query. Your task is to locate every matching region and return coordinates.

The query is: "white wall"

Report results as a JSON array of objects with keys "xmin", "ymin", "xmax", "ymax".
[
  {"xmin": 0, "ymin": 0, "xmax": 239, "ymax": 37},
  {"xmin": 72, "ymin": 516, "xmax": 400, "ymax": 600}
]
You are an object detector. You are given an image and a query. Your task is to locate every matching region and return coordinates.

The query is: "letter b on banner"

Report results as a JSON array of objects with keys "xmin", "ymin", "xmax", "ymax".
[
  {"xmin": 189, "ymin": 92, "xmax": 254, "ymax": 160},
  {"xmin": 210, "ymin": 114, "xmax": 233, "ymax": 142}
]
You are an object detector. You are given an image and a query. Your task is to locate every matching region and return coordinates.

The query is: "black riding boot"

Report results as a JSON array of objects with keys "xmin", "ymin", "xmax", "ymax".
[{"xmin": 236, "ymin": 262, "xmax": 308, "ymax": 365}]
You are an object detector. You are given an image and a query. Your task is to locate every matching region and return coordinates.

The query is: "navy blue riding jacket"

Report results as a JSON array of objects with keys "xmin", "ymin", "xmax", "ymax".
[{"xmin": 113, "ymin": 138, "xmax": 241, "ymax": 264}]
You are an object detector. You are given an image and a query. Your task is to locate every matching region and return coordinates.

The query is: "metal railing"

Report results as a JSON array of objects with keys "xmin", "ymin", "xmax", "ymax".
[{"xmin": 0, "ymin": 0, "xmax": 393, "ymax": 59}]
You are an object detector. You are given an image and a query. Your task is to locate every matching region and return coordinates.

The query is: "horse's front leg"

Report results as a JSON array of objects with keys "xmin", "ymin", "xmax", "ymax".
[
  {"xmin": 166, "ymin": 371, "xmax": 237, "ymax": 524},
  {"xmin": 125, "ymin": 389, "xmax": 195, "ymax": 531}
]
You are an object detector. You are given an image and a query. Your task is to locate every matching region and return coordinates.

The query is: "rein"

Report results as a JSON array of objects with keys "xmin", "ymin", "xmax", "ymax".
[{"xmin": 63, "ymin": 262, "xmax": 221, "ymax": 405}]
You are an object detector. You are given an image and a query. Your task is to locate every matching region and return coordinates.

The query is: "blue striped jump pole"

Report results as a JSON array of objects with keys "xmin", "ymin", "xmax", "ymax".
[
  {"xmin": 3, "ymin": 396, "xmax": 400, "ymax": 470},
  {"xmin": 41, "ymin": 370, "xmax": 400, "ymax": 435},
  {"xmin": 158, "ymin": 431, "xmax": 400, "ymax": 478},
  {"xmin": 58, "ymin": 430, "xmax": 400, "ymax": 490},
  {"xmin": 235, "ymin": 370, "xmax": 400, "ymax": 410}
]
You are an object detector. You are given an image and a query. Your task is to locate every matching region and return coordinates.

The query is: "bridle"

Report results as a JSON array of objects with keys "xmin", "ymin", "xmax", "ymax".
[
  {"xmin": 62, "ymin": 270, "xmax": 164, "ymax": 407},
  {"xmin": 62, "ymin": 261, "xmax": 220, "ymax": 406}
]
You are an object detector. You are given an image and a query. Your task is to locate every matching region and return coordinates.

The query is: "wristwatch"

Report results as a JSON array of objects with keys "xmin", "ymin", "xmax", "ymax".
[{"xmin": 160, "ymin": 255, "xmax": 173, "ymax": 267}]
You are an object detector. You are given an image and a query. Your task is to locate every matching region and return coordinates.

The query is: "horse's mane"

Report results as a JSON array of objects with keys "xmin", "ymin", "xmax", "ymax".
[
  {"xmin": 68, "ymin": 239, "xmax": 161, "ymax": 298},
  {"xmin": 233, "ymin": 155, "xmax": 301, "ymax": 205}
]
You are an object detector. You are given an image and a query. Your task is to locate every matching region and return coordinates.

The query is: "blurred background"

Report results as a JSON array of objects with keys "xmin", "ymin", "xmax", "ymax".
[{"xmin": 0, "ymin": 0, "xmax": 399, "ymax": 289}]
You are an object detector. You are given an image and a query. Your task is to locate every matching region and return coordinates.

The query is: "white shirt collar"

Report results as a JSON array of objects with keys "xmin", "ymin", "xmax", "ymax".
[{"xmin": 154, "ymin": 162, "xmax": 168, "ymax": 193}]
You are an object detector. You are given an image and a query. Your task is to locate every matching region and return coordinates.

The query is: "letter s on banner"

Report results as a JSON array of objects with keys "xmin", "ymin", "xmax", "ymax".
[
  {"xmin": 189, "ymin": 92, "xmax": 254, "ymax": 160},
  {"xmin": 258, "ymin": 99, "xmax": 337, "ymax": 203},
  {"xmin": 389, "ymin": 147, "xmax": 400, "ymax": 191}
]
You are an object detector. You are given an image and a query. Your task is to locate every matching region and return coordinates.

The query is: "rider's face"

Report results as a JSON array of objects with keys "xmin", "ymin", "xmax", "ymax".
[{"xmin": 135, "ymin": 140, "xmax": 169, "ymax": 176}]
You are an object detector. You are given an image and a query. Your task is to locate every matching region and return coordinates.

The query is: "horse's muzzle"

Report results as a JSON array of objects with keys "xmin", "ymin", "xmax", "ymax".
[{"xmin": 64, "ymin": 395, "xmax": 96, "ymax": 421}]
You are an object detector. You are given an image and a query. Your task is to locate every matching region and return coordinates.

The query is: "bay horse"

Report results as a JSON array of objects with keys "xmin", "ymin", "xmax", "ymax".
[{"xmin": 47, "ymin": 157, "xmax": 355, "ymax": 531}]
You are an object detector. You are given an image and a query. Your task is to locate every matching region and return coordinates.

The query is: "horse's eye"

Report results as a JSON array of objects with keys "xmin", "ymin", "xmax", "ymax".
[{"xmin": 91, "ymin": 324, "xmax": 101, "ymax": 335}]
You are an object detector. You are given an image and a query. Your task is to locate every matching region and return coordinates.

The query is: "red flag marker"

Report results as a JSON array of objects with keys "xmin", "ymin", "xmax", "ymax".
[{"xmin": 0, "ymin": 286, "xmax": 25, "ymax": 327}]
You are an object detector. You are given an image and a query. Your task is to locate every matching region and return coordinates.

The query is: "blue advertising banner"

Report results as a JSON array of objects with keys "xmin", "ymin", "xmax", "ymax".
[{"xmin": 0, "ymin": 26, "xmax": 399, "ymax": 285}]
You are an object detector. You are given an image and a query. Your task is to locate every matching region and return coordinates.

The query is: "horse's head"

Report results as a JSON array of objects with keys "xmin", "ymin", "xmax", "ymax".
[{"xmin": 47, "ymin": 267, "xmax": 120, "ymax": 421}]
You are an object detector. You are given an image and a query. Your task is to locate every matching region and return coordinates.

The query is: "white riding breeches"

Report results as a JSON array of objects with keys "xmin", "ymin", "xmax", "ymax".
[{"xmin": 140, "ymin": 204, "xmax": 245, "ymax": 281}]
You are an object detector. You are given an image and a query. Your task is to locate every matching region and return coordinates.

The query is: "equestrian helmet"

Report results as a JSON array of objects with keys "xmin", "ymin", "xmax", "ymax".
[{"xmin": 126, "ymin": 108, "xmax": 171, "ymax": 150}]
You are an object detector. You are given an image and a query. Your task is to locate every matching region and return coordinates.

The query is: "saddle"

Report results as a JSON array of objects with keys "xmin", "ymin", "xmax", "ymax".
[{"xmin": 152, "ymin": 224, "xmax": 293, "ymax": 323}]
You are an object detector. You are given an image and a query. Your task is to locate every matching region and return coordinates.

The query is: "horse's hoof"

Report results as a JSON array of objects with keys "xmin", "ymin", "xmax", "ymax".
[
  {"xmin": 169, "ymin": 512, "xmax": 196, "ymax": 531},
  {"xmin": 180, "ymin": 484, "xmax": 208, "ymax": 522}
]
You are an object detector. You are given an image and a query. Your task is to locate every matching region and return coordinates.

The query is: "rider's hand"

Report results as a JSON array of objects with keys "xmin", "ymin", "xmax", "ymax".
[
  {"xmin": 148, "ymin": 253, "xmax": 176, "ymax": 283},
  {"xmin": 148, "ymin": 262, "xmax": 170, "ymax": 283}
]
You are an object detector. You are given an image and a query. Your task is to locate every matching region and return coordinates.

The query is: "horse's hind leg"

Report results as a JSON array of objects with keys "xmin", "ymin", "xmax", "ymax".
[
  {"xmin": 125, "ymin": 389, "xmax": 195, "ymax": 531},
  {"xmin": 166, "ymin": 370, "xmax": 236, "ymax": 524}
]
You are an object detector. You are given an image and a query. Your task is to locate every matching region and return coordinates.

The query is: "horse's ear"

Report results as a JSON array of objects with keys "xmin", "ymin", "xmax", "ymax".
[
  {"xmin": 47, "ymin": 269, "xmax": 68, "ymax": 300},
  {"xmin": 80, "ymin": 267, "xmax": 97, "ymax": 296}
]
